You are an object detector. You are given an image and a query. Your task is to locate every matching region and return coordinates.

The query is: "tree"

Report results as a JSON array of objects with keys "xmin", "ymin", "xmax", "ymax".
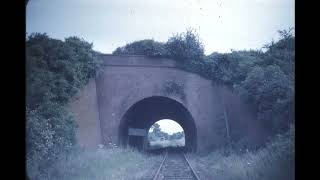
[
  {"xmin": 113, "ymin": 39, "xmax": 167, "ymax": 57},
  {"xmin": 165, "ymin": 30, "xmax": 204, "ymax": 62},
  {"xmin": 235, "ymin": 64, "xmax": 292, "ymax": 132},
  {"xmin": 168, "ymin": 131, "xmax": 185, "ymax": 140},
  {"xmin": 113, "ymin": 28, "xmax": 295, "ymax": 137},
  {"xmin": 26, "ymin": 33, "xmax": 102, "ymax": 179},
  {"xmin": 151, "ymin": 123, "xmax": 161, "ymax": 134}
]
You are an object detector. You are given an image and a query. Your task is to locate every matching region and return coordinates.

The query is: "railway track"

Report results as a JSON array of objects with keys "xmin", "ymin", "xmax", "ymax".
[{"xmin": 152, "ymin": 148, "xmax": 200, "ymax": 180}]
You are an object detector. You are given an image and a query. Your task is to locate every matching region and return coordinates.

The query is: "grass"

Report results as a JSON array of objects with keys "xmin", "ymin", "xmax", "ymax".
[
  {"xmin": 187, "ymin": 126, "xmax": 295, "ymax": 180},
  {"xmin": 148, "ymin": 138, "xmax": 185, "ymax": 150},
  {"xmin": 27, "ymin": 130, "xmax": 294, "ymax": 180},
  {"xmin": 28, "ymin": 147, "xmax": 163, "ymax": 180}
]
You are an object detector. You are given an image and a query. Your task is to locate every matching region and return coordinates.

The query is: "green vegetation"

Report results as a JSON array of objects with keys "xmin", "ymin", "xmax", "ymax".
[
  {"xmin": 35, "ymin": 147, "xmax": 163, "ymax": 180},
  {"xmin": 113, "ymin": 39, "xmax": 167, "ymax": 57},
  {"xmin": 188, "ymin": 125, "xmax": 294, "ymax": 180},
  {"xmin": 165, "ymin": 30, "xmax": 205, "ymax": 62},
  {"xmin": 26, "ymin": 33, "xmax": 103, "ymax": 179},
  {"xmin": 149, "ymin": 138, "xmax": 185, "ymax": 149},
  {"xmin": 113, "ymin": 28, "xmax": 295, "ymax": 135},
  {"xmin": 148, "ymin": 123, "xmax": 185, "ymax": 142},
  {"xmin": 113, "ymin": 28, "xmax": 295, "ymax": 179},
  {"xmin": 26, "ymin": 28, "xmax": 294, "ymax": 179},
  {"xmin": 148, "ymin": 123, "xmax": 185, "ymax": 149}
]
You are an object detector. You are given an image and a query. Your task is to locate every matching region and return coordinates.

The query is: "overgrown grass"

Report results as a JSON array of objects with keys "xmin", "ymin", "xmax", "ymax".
[
  {"xmin": 188, "ymin": 125, "xmax": 294, "ymax": 180},
  {"xmin": 148, "ymin": 138, "xmax": 185, "ymax": 150},
  {"xmin": 27, "ymin": 147, "xmax": 163, "ymax": 180}
]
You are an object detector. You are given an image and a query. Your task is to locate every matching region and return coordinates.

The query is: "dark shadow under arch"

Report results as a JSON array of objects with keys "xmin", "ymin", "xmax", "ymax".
[{"xmin": 119, "ymin": 96, "xmax": 197, "ymax": 152}]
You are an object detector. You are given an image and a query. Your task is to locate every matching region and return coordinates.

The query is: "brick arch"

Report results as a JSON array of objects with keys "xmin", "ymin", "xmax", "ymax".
[{"xmin": 119, "ymin": 96, "xmax": 197, "ymax": 152}]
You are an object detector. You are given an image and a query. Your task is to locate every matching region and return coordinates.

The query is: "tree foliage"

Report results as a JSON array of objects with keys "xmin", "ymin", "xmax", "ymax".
[
  {"xmin": 168, "ymin": 131, "xmax": 185, "ymax": 140},
  {"xmin": 165, "ymin": 30, "xmax": 205, "ymax": 61},
  {"xmin": 113, "ymin": 39, "xmax": 167, "ymax": 57},
  {"xmin": 148, "ymin": 123, "xmax": 184, "ymax": 142},
  {"xmin": 112, "ymin": 30, "xmax": 205, "ymax": 62},
  {"xmin": 26, "ymin": 33, "xmax": 102, "ymax": 179},
  {"xmin": 27, "ymin": 27, "xmax": 294, "ymax": 179},
  {"xmin": 114, "ymin": 29, "xmax": 295, "ymax": 135}
]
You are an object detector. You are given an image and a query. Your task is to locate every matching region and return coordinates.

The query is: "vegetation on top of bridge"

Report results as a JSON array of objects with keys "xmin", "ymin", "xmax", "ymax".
[
  {"xmin": 26, "ymin": 28, "xmax": 294, "ymax": 179},
  {"xmin": 112, "ymin": 30, "xmax": 295, "ymax": 180},
  {"xmin": 112, "ymin": 28, "xmax": 295, "ymax": 136}
]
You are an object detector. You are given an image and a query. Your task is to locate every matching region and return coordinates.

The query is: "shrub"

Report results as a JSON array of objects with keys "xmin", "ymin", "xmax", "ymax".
[
  {"xmin": 40, "ymin": 148, "xmax": 163, "ymax": 180},
  {"xmin": 188, "ymin": 125, "xmax": 295, "ymax": 180},
  {"xmin": 113, "ymin": 39, "xmax": 168, "ymax": 57},
  {"xmin": 26, "ymin": 33, "xmax": 102, "ymax": 179},
  {"xmin": 165, "ymin": 29, "xmax": 205, "ymax": 62}
]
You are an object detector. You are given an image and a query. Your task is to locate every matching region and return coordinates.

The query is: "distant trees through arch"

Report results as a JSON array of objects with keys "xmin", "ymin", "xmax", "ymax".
[{"xmin": 147, "ymin": 119, "xmax": 185, "ymax": 150}]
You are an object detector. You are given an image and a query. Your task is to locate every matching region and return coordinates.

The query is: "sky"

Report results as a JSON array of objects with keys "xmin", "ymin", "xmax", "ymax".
[
  {"xmin": 149, "ymin": 119, "xmax": 184, "ymax": 135},
  {"xmin": 26, "ymin": 0, "xmax": 294, "ymax": 55}
]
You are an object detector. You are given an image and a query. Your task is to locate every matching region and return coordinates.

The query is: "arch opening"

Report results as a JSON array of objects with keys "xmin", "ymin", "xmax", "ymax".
[
  {"xmin": 147, "ymin": 119, "xmax": 185, "ymax": 150},
  {"xmin": 118, "ymin": 96, "xmax": 197, "ymax": 152}
]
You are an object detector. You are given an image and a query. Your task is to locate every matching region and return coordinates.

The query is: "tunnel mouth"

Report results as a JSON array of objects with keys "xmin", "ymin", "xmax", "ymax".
[{"xmin": 118, "ymin": 96, "xmax": 197, "ymax": 152}]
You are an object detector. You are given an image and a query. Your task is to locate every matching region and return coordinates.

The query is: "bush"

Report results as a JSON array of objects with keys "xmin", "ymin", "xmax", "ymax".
[
  {"xmin": 165, "ymin": 29, "xmax": 204, "ymax": 62},
  {"xmin": 26, "ymin": 33, "xmax": 102, "ymax": 179},
  {"xmin": 38, "ymin": 148, "xmax": 163, "ymax": 180},
  {"xmin": 112, "ymin": 29, "xmax": 205, "ymax": 62},
  {"xmin": 188, "ymin": 125, "xmax": 294, "ymax": 180},
  {"xmin": 113, "ymin": 39, "xmax": 167, "ymax": 57}
]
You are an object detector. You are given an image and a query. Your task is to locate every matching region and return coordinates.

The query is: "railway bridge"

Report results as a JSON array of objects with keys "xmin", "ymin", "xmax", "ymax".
[{"xmin": 69, "ymin": 54, "xmax": 265, "ymax": 152}]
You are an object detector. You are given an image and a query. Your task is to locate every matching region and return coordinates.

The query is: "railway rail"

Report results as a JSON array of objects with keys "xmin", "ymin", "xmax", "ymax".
[{"xmin": 152, "ymin": 148, "xmax": 200, "ymax": 180}]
